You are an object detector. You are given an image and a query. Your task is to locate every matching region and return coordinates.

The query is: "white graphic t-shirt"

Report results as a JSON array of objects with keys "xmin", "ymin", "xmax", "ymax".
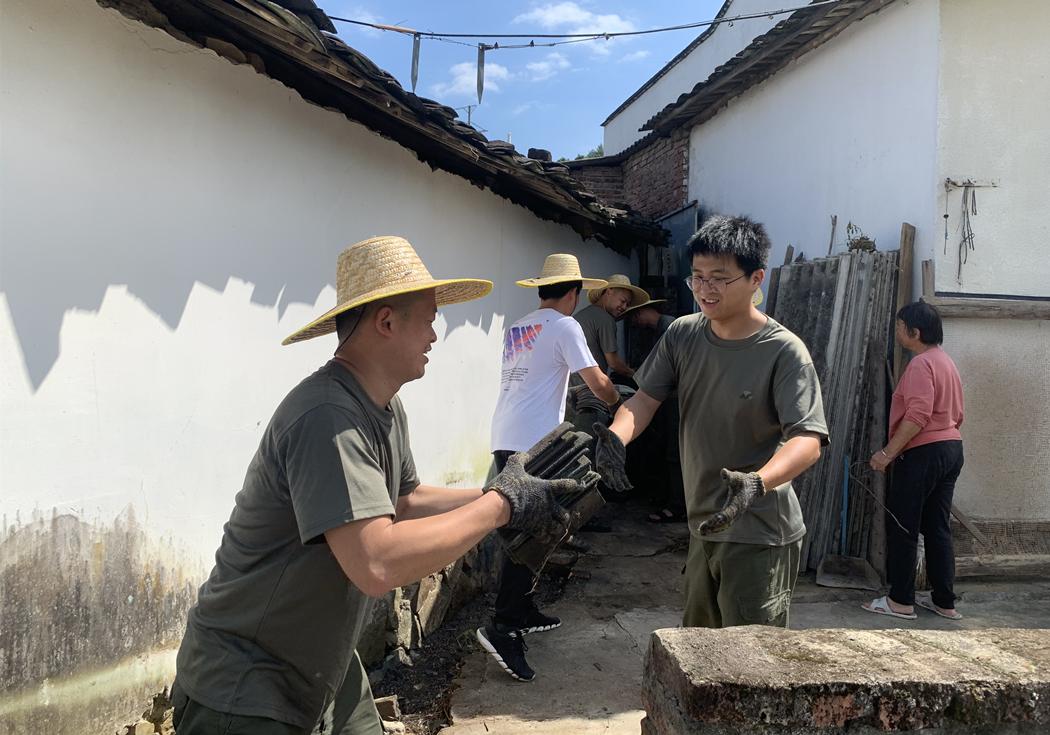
[{"xmin": 490, "ymin": 308, "xmax": 597, "ymax": 452}]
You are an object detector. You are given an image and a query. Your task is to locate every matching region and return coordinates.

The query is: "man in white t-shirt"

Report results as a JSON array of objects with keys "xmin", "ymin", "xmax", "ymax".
[{"xmin": 479, "ymin": 254, "xmax": 620, "ymax": 682}]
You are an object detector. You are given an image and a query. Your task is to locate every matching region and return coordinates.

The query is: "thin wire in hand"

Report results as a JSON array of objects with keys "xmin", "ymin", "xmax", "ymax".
[{"xmin": 847, "ymin": 460, "xmax": 909, "ymax": 533}]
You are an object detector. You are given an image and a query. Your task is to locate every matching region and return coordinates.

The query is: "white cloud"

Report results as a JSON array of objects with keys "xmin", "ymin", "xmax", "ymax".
[
  {"xmin": 514, "ymin": 2, "xmax": 594, "ymax": 27},
  {"xmin": 525, "ymin": 52, "xmax": 571, "ymax": 81},
  {"xmin": 620, "ymin": 50, "xmax": 650, "ymax": 63},
  {"xmin": 342, "ymin": 6, "xmax": 382, "ymax": 36},
  {"xmin": 513, "ymin": 3, "xmax": 636, "ymax": 57},
  {"xmin": 429, "ymin": 61, "xmax": 511, "ymax": 100},
  {"xmin": 513, "ymin": 101, "xmax": 539, "ymax": 116}
]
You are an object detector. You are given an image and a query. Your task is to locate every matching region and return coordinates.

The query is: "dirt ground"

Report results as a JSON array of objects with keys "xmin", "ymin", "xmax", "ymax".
[{"xmin": 371, "ymin": 562, "xmax": 578, "ymax": 735}]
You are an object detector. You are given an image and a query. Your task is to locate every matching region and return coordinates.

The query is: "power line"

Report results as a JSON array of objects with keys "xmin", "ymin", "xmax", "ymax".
[{"xmin": 328, "ymin": 0, "xmax": 845, "ymax": 49}]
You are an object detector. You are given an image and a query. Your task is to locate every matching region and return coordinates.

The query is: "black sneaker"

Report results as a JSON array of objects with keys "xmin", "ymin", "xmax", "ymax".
[
  {"xmin": 519, "ymin": 606, "xmax": 561, "ymax": 634},
  {"xmin": 476, "ymin": 624, "xmax": 535, "ymax": 681}
]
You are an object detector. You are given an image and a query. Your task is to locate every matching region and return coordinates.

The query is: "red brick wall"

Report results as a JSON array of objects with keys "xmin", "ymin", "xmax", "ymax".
[
  {"xmin": 570, "ymin": 165, "xmax": 625, "ymax": 208},
  {"xmin": 622, "ymin": 129, "xmax": 689, "ymax": 220}
]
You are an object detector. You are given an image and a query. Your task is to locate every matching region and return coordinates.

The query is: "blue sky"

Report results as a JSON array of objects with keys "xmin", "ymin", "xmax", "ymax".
[{"xmin": 320, "ymin": 1, "xmax": 726, "ymax": 160}]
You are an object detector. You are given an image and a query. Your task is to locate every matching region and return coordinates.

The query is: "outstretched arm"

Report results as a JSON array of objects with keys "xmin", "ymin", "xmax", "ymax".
[
  {"xmin": 396, "ymin": 484, "xmax": 483, "ymax": 520},
  {"xmin": 327, "ymin": 493, "xmax": 509, "ymax": 596},
  {"xmin": 609, "ymin": 389, "xmax": 663, "ymax": 446}
]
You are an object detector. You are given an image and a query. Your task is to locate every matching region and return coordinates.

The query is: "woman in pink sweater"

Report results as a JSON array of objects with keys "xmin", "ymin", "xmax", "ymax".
[{"xmin": 864, "ymin": 302, "xmax": 964, "ymax": 621}]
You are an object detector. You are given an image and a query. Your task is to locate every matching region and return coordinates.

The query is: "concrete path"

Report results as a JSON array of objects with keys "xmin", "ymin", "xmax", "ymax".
[{"xmin": 441, "ymin": 503, "xmax": 1050, "ymax": 734}]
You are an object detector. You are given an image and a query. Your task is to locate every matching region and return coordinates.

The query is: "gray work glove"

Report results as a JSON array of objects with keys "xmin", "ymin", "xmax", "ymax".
[
  {"xmin": 486, "ymin": 453, "xmax": 573, "ymax": 538},
  {"xmin": 592, "ymin": 423, "xmax": 632, "ymax": 494},
  {"xmin": 698, "ymin": 469, "xmax": 766, "ymax": 535}
]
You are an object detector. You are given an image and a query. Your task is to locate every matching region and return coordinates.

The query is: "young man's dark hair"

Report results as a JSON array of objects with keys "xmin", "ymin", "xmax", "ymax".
[
  {"xmin": 687, "ymin": 215, "xmax": 770, "ymax": 275},
  {"xmin": 538, "ymin": 280, "xmax": 583, "ymax": 301},
  {"xmin": 897, "ymin": 302, "xmax": 944, "ymax": 345}
]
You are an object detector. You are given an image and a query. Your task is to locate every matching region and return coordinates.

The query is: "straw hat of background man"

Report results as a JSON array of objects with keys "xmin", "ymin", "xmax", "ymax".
[
  {"xmin": 282, "ymin": 236, "xmax": 493, "ymax": 345},
  {"xmin": 515, "ymin": 254, "xmax": 608, "ymax": 290},
  {"xmin": 622, "ymin": 297, "xmax": 667, "ymax": 318},
  {"xmin": 588, "ymin": 274, "xmax": 648, "ymax": 309}
]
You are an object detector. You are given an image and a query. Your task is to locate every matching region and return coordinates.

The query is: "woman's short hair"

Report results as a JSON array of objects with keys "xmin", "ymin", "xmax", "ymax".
[{"xmin": 897, "ymin": 301, "xmax": 943, "ymax": 345}]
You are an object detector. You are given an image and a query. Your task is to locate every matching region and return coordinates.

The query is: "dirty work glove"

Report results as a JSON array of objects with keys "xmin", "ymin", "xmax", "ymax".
[
  {"xmin": 592, "ymin": 423, "xmax": 632, "ymax": 494},
  {"xmin": 698, "ymin": 469, "xmax": 766, "ymax": 535},
  {"xmin": 486, "ymin": 453, "xmax": 573, "ymax": 538}
]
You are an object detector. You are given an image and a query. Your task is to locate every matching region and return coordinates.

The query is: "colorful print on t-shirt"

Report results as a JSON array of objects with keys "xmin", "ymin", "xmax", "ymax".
[{"xmin": 503, "ymin": 323, "xmax": 544, "ymax": 363}]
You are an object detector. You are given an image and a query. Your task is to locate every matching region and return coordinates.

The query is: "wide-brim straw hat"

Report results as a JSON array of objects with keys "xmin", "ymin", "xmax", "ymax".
[
  {"xmin": 622, "ymin": 297, "xmax": 667, "ymax": 316},
  {"xmin": 515, "ymin": 253, "xmax": 607, "ymax": 290},
  {"xmin": 282, "ymin": 236, "xmax": 493, "ymax": 345},
  {"xmin": 588, "ymin": 274, "xmax": 649, "ymax": 307}
]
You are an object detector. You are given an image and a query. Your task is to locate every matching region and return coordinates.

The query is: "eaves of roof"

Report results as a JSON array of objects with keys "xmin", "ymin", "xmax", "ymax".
[
  {"xmin": 641, "ymin": 0, "xmax": 897, "ymax": 136},
  {"xmin": 106, "ymin": 0, "xmax": 666, "ymax": 253},
  {"xmin": 601, "ymin": 0, "xmax": 735, "ymax": 127}
]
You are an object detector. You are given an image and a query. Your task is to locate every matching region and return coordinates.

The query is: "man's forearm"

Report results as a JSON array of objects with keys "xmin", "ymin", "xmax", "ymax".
[
  {"xmin": 606, "ymin": 353, "xmax": 635, "ymax": 377},
  {"xmin": 756, "ymin": 434, "xmax": 822, "ymax": 490},
  {"xmin": 397, "ymin": 485, "xmax": 483, "ymax": 520},
  {"xmin": 327, "ymin": 492, "xmax": 509, "ymax": 596},
  {"xmin": 609, "ymin": 391, "xmax": 661, "ymax": 446}
]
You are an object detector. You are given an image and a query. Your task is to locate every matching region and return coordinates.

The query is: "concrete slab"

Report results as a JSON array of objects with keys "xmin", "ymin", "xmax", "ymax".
[{"xmin": 642, "ymin": 627, "xmax": 1050, "ymax": 734}]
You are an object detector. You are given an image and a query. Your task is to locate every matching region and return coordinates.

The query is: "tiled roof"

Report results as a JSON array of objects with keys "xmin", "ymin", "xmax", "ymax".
[
  {"xmin": 601, "ymin": 0, "xmax": 736, "ymax": 127},
  {"xmin": 642, "ymin": 0, "xmax": 896, "ymax": 135},
  {"xmin": 120, "ymin": 0, "xmax": 667, "ymax": 253}
]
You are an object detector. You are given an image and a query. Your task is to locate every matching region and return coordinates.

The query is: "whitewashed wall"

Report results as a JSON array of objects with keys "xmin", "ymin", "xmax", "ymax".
[
  {"xmin": 933, "ymin": 0, "xmax": 1050, "ymax": 519},
  {"xmin": 602, "ymin": 0, "xmax": 779, "ymax": 155},
  {"xmin": 0, "ymin": 0, "xmax": 630, "ymax": 729},
  {"xmin": 687, "ymin": 0, "xmax": 940, "ymax": 273}
]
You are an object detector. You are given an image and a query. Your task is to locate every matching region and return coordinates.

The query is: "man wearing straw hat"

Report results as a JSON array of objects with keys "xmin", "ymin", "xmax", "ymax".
[
  {"xmin": 480, "ymin": 254, "xmax": 620, "ymax": 682},
  {"xmin": 595, "ymin": 215, "xmax": 828, "ymax": 629},
  {"xmin": 574, "ymin": 274, "xmax": 649, "ymax": 381},
  {"xmin": 172, "ymin": 236, "xmax": 578, "ymax": 735},
  {"xmin": 620, "ymin": 297, "xmax": 686, "ymax": 523}
]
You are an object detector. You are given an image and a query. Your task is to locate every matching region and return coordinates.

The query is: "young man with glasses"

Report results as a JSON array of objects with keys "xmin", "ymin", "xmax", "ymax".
[{"xmin": 593, "ymin": 215, "xmax": 829, "ymax": 628}]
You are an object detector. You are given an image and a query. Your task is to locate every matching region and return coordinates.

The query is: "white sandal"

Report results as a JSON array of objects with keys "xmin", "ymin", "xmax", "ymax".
[
  {"xmin": 862, "ymin": 595, "xmax": 917, "ymax": 620},
  {"xmin": 916, "ymin": 593, "xmax": 963, "ymax": 620}
]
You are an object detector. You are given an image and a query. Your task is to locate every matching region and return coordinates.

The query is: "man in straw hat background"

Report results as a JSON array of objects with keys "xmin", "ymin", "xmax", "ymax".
[
  {"xmin": 481, "ymin": 254, "xmax": 620, "ymax": 682},
  {"xmin": 619, "ymin": 297, "xmax": 686, "ymax": 524},
  {"xmin": 593, "ymin": 215, "xmax": 828, "ymax": 630},
  {"xmin": 171, "ymin": 236, "xmax": 579, "ymax": 734}
]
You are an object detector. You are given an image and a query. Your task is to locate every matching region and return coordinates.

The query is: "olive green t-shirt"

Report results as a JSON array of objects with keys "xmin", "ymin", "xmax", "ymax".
[
  {"xmin": 573, "ymin": 304, "xmax": 617, "ymax": 375},
  {"xmin": 635, "ymin": 315, "xmax": 828, "ymax": 545},
  {"xmin": 175, "ymin": 361, "xmax": 418, "ymax": 729}
]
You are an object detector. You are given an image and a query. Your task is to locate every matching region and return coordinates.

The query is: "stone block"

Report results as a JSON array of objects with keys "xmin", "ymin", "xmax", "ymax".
[
  {"xmin": 414, "ymin": 570, "xmax": 453, "ymax": 637},
  {"xmin": 356, "ymin": 590, "xmax": 394, "ymax": 667},
  {"xmin": 642, "ymin": 627, "xmax": 1050, "ymax": 734},
  {"xmin": 374, "ymin": 694, "xmax": 401, "ymax": 721},
  {"xmin": 387, "ymin": 588, "xmax": 419, "ymax": 650}
]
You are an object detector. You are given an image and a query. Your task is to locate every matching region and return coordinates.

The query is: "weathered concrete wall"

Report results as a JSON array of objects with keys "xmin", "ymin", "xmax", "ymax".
[
  {"xmin": 0, "ymin": 0, "xmax": 630, "ymax": 732},
  {"xmin": 642, "ymin": 627, "xmax": 1050, "ymax": 734}
]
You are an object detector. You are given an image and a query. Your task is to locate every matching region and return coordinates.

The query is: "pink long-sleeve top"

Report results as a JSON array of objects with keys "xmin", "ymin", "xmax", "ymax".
[{"xmin": 889, "ymin": 346, "xmax": 964, "ymax": 452}]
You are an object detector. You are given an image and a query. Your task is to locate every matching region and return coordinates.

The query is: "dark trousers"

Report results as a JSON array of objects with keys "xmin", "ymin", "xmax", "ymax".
[
  {"xmin": 492, "ymin": 450, "xmax": 537, "ymax": 625},
  {"xmin": 885, "ymin": 440, "xmax": 964, "ymax": 609}
]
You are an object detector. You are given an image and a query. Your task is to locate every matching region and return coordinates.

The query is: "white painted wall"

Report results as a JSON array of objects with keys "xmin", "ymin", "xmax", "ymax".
[
  {"xmin": 603, "ymin": 0, "xmax": 779, "ymax": 155},
  {"xmin": 682, "ymin": 0, "xmax": 1049, "ymax": 522},
  {"xmin": 688, "ymin": 0, "xmax": 940, "ymax": 276},
  {"xmin": 0, "ymin": 0, "xmax": 630, "ymax": 575},
  {"xmin": 932, "ymin": 0, "xmax": 1050, "ymax": 520}
]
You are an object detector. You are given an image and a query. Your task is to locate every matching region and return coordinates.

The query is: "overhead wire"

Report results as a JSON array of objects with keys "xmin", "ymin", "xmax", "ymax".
[{"xmin": 327, "ymin": 0, "xmax": 846, "ymax": 50}]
